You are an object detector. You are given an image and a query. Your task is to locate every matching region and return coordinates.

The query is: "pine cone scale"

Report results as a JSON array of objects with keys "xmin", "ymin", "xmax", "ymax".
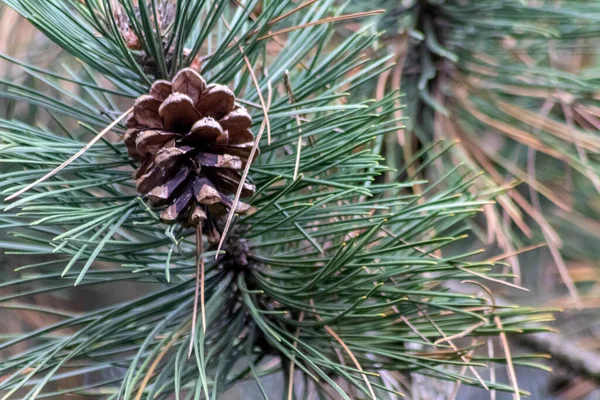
[
  {"xmin": 148, "ymin": 166, "xmax": 191, "ymax": 204},
  {"xmin": 159, "ymin": 93, "xmax": 200, "ymax": 132},
  {"xmin": 186, "ymin": 118, "xmax": 223, "ymax": 142},
  {"xmin": 194, "ymin": 178, "xmax": 222, "ymax": 204},
  {"xmin": 135, "ymin": 130, "xmax": 177, "ymax": 157},
  {"xmin": 131, "ymin": 95, "xmax": 162, "ymax": 129},
  {"xmin": 196, "ymin": 153, "xmax": 243, "ymax": 170},
  {"xmin": 172, "ymin": 69, "xmax": 206, "ymax": 103},
  {"xmin": 195, "ymin": 85, "xmax": 235, "ymax": 119},
  {"xmin": 219, "ymin": 108, "xmax": 252, "ymax": 132},
  {"xmin": 160, "ymin": 187, "xmax": 194, "ymax": 222},
  {"xmin": 149, "ymin": 80, "xmax": 173, "ymax": 101}
]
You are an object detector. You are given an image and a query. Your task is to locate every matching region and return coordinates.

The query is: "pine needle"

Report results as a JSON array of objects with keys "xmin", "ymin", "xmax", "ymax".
[
  {"xmin": 257, "ymin": 10, "xmax": 385, "ymax": 41},
  {"xmin": 4, "ymin": 107, "xmax": 132, "ymax": 201},
  {"xmin": 215, "ymin": 18, "xmax": 273, "ymax": 259},
  {"xmin": 221, "ymin": 17, "xmax": 271, "ymax": 144},
  {"xmin": 417, "ymin": 304, "xmax": 490, "ymax": 391},
  {"xmin": 287, "ymin": 312, "xmax": 304, "ymax": 400},
  {"xmin": 310, "ymin": 299, "xmax": 377, "ymax": 400},
  {"xmin": 433, "ymin": 322, "xmax": 486, "ymax": 345},
  {"xmin": 283, "ymin": 71, "xmax": 303, "ymax": 180},
  {"xmin": 269, "ymin": 0, "xmax": 320, "ymax": 26},
  {"xmin": 216, "ymin": 81, "xmax": 272, "ymax": 258},
  {"xmin": 496, "ymin": 315, "xmax": 520, "ymax": 400},
  {"xmin": 486, "ymin": 243, "xmax": 546, "ymax": 263},
  {"xmin": 135, "ymin": 325, "xmax": 187, "ymax": 400},
  {"xmin": 457, "ymin": 266, "xmax": 529, "ymax": 292},
  {"xmin": 232, "ymin": 0, "xmax": 312, "ymax": 70},
  {"xmin": 198, "ymin": 224, "xmax": 206, "ymax": 334},
  {"xmin": 462, "ymin": 281, "xmax": 509, "ymax": 400}
]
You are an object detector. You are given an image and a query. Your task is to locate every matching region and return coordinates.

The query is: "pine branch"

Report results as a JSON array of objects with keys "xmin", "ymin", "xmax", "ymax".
[{"xmin": 0, "ymin": 0, "xmax": 555, "ymax": 398}]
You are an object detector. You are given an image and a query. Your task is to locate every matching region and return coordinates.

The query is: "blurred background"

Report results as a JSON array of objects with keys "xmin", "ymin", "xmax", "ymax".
[{"xmin": 1, "ymin": 1, "xmax": 599, "ymax": 399}]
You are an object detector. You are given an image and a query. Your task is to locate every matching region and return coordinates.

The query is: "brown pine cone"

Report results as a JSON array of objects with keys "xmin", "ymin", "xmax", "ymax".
[{"xmin": 125, "ymin": 68, "xmax": 256, "ymax": 243}]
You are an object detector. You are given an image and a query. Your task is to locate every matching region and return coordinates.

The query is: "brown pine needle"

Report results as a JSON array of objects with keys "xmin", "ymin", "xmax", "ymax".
[
  {"xmin": 325, "ymin": 327, "xmax": 377, "ymax": 398},
  {"xmin": 216, "ymin": 19, "xmax": 273, "ymax": 259},
  {"xmin": 236, "ymin": 0, "xmax": 319, "ymax": 35},
  {"xmin": 221, "ymin": 17, "xmax": 271, "ymax": 145},
  {"xmin": 496, "ymin": 315, "xmax": 520, "ymax": 400},
  {"xmin": 293, "ymin": 134, "xmax": 303, "ymax": 181},
  {"xmin": 457, "ymin": 266, "xmax": 529, "ymax": 292},
  {"xmin": 5, "ymin": 107, "xmax": 132, "ymax": 201},
  {"xmin": 232, "ymin": 0, "xmax": 311, "ymax": 70},
  {"xmin": 216, "ymin": 83, "xmax": 271, "ymax": 258},
  {"xmin": 310, "ymin": 300, "xmax": 377, "ymax": 400},
  {"xmin": 198, "ymin": 224, "xmax": 206, "ymax": 334},
  {"xmin": 433, "ymin": 321, "xmax": 486, "ymax": 345},
  {"xmin": 244, "ymin": 53, "xmax": 271, "ymax": 145},
  {"xmin": 419, "ymin": 310, "xmax": 490, "ymax": 391},
  {"xmin": 462, "ymin": 281, "xmax": 508, "ymax": 400},
  {"xmin": 189, "ymin": 224, "xmax": 205, "ymax": 358},
  {"xmin": 400, "ymin": 315, "xmax": 431, "ymax": 344},
  {"xmin": 488, "ymin": 337, "xmax": 497, "ymax": 400},
  {"xmin": 486, "ymin": 243, "xmax": 546, "ymax": 263},
  {"xmin": 257, "ymin": 10, "xmax": 385, "ymax": 41},
  {"xmin": 135, "ymin": 325, "xmax": 187, "ymax": 400},
  {"xmin": 269, "ymin": 0, "xmax": 320, "ymax": 26},
  {"xmin": 216, "ymin": 120, "xmax": 264, "ymax": 258}
]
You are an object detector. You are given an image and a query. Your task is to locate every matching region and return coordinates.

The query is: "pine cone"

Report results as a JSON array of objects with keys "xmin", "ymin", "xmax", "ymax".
[{"xmin": 126, "ymin": 68, "xmax": 256, "ymax": 242}]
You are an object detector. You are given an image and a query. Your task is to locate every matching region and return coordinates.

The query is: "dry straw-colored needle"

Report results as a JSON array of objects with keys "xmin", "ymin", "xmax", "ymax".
[
  {"xmin": 215, "ymin": 18, "xmax": 273, "ymax": 258},
  {"xmin": 5, "ymin": 107, "xmax": 132, "ymax": 202},
  {"xmin": 257, "ymin": 10, "xmax": 385, "ymax": 41}
]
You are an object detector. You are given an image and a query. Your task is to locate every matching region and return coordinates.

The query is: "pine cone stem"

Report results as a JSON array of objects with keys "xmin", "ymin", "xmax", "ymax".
[{"xmin": 189, "ymin": 223, "xmax": 205, "ymax": 358}]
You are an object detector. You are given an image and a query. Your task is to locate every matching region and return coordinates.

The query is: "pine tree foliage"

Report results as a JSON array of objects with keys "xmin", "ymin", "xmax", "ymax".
[
  {"xmin": 0, "ymin": 1, "xmax": 553, "ymax": 398},
  {"xmin": 370, "ymin": 0, "xmax": 600, "ymax": 303}
]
